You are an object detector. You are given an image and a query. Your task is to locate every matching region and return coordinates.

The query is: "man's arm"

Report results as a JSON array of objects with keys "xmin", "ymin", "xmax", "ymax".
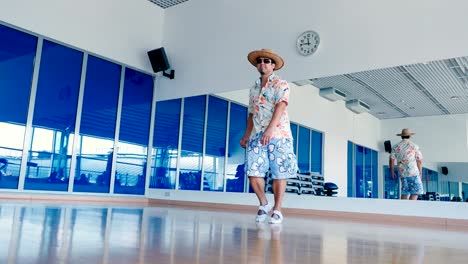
[
  {"xmin": 261, "ymin": 102, "xmax": 287, "ymax": 145},
  {"xmin": 416, "ymin": 159, "xmax": 422, "ymax": 178},
  {"xmin": 389, "ymin": 157, "xmax": 396, "ymax": 180},
  {"xmin": 240, "ymin": 113, "xmax": 254, "ymax": 148}
]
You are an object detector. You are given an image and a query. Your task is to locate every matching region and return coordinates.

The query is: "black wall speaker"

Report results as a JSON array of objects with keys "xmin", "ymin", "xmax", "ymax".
[
  {"xmin": 441, "ymin": 166, "xmax": 448, "ymax": 175},
  {"xmin": 384, "ymin": 140, "xmax": 392, "ymax": 153},
  {"xmin": 147, "ymin": 47, "xmax": 170, "ymax": 73}
]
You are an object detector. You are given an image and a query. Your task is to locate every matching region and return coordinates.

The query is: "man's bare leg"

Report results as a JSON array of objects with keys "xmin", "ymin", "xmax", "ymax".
[
  {"xmin": 401, "ymin": 194, "xmax": 409, "ymax": 200},
  {"xmin": 409, "ymin": 194, "xmax": 419, "ymax": 200},
  {"xmin": 272, "ymin": 179, "xmax": 286, "ymax": 218},
  {"xmin": 249, "ymin": 176, "xmax": 268, "ymax": 215}
]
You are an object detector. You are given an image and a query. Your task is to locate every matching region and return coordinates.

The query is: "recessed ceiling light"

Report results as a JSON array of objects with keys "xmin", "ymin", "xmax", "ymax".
[
  {"xmin": 376, "ymin": 112, "xmax": 386, "ymax": 115},
  {"xmin": 450, "ymin": 96, "xmax": 460, "ymax": 100},
  {"xmin": 409, "ymin": 107, "xmax": 415, "ymax": 109}
]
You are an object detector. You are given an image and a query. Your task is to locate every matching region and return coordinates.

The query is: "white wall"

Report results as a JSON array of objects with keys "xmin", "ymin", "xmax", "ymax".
[
  {"xmin": 217, "ymin": 83, "xmax": 382, "ymax": 196},
  {"xmin": 159, "ymin": 0, "xmax": 468, "ymax": 100},
  {"xmin": 0, "ymin": 0, "xmax": 164, "ymax": 73}
]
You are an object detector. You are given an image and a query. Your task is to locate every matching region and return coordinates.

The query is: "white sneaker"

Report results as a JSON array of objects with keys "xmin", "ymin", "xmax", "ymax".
[
  {"xmin": 268, "ymin": 210, "xmax": 283, "ymax": 224},
  {"xmin": 255, "ymin": 202, "xmax": 273, "ymax": 222}
]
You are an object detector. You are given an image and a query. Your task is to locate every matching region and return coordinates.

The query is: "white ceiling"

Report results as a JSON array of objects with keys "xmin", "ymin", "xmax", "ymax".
[
  {"xmin": 309, "ymin": 56, "xmax": 468, "ymax": 119},
  {"xmin": 147, "ymin": 0, "xmax": 188, "ymax": 9}
]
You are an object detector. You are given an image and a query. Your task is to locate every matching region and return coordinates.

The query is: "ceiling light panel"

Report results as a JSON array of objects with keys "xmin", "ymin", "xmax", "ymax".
[
  {"xmin": 352, "ymin": 67, "xmax": 444, "ymax": 117},
  {"xmin": 406, "ymin": 60, "xmax": 468, "ymax": 114}
]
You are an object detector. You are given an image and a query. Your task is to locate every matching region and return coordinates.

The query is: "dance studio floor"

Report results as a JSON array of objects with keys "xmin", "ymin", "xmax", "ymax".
[{"xmin": 0, "ymin": 200, "xmax": 467, "ymax": 264}]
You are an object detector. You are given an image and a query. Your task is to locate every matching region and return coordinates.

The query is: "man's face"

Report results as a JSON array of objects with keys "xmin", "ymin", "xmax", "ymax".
[{"xmin": 256, "ymin": 57, "xmax": 275, "ymax": 75}]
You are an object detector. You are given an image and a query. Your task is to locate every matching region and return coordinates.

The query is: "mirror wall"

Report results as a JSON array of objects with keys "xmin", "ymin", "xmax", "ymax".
[{"xmin": 309, "ymin": 54, "xmax": 468, "ymax": 203}]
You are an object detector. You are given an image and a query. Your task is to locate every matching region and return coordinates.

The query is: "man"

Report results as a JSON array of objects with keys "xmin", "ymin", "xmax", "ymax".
[
  {"xmin": 240, "ymin": 49, "xmax": 297, "ymax": 224},
  {"xmin": 389, "ymin": 128, "xmax": 424, "ymax": 200}
]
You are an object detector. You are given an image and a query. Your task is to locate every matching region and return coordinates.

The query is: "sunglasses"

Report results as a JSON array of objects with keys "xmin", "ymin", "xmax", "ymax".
[{"xmin": 256, "ymin": 58, "xmax": 274, "ymax": 64}]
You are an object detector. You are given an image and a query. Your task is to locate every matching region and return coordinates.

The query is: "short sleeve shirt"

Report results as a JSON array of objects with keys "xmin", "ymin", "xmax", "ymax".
[
  {"xmin": 248, "ymin": 73, "xmax": 292, "ymax": 140},
  {"xmin": 390, "ymin": 139, "xmax": 423, "ymax": 177}
]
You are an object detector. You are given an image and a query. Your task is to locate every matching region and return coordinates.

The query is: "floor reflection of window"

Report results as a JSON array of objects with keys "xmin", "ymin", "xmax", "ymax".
[
  {"xmin": 69, "ymin": 208, "xmax": 107, "ymax": 261},
  {"xmin": 109, "ymin": 209, "xmax": 142, "ymax": 249}
]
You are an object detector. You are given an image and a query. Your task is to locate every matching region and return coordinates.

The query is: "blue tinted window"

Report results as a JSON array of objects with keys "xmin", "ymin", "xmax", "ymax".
[
  {"xmin": 355, "ymin": 145, "xmax": 364, "ymax": 198},
  {"xmin": 79, "ymin": 56, "xmax": 120, "ymax": 139},
  {"xmin": 384, "ymin": 165, "xmax": 399, "ymax": 199},
  {"xmin": 0, "ymin": 25, "xmax": 38, "ymax": 189},
  {"xmin": 0, "ymin": 24, "xmax": 37, "ymax": 124},
  {"xmin": 298, "ymin": 126, "xmax": 310, "ymax": 173},
  {"xmin": 290, "ymin": 123, "xmax": 298, "ymax": 154},
  {"xmin": 114, "ymin": 68, "xmax": 153, "ymax": 195},
  {"xmin": 32, "ymin": 40, "xmax": 83, "ymax": 131},
  {"xmin": 226, "ymin": 103, "xmax": 247, "ymax": 193},
  {"xmin": 311, "ymin": 130, "xmax": 323, "ymax": 174},
  {"xmin": 74, "ymin": 55, "xmax": 121, "ymax": 193},
  {"xmin": 371, "ymin": 150, "xmax": 378, "ymax": 198},
  {"xmin": 449, "ymin": 181, "xmax": 459, "ymax": 199},
  {"xmin": 204, "ymin": 96, "xmax": 228, "ymax": 192},
  {"xmin": 364, "ymin": 148, "xmax": 372, "ymax": 198},
  {"xmin": 426, "ymin": 169, "xmax": 438, "ymax": 193},
  {"xmin": 179, "ymin": 95, "xmax": 206, "ymax": 190},
  {"xmin": 150, "ymin": 99, "xmax": 181, "ymax": 189},
  {"xmin": 347, "ymin": 141, "xmax": 353, "ymax": 197},
  {"xmin": 25, "ymin": 40, "xmax": 83, "ymax": 192}
]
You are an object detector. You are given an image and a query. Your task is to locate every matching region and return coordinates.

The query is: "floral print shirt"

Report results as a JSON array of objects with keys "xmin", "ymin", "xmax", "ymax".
[
  {"xmin": 390, "ymin": 139, "xmax": 423, "ymax": 178},
  {"xmin": 248, "ymin": 73, "xmax": 292, "ymax": 140}
]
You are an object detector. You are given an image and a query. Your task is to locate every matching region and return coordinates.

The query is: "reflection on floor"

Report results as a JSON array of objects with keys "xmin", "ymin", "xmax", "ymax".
[{"xmin": 0, "ymin": 201, "xmax": 467, "ymax": 264}]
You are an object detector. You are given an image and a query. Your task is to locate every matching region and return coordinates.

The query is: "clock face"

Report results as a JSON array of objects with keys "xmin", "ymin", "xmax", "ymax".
[{"xmin": 297, "ymin": 30, "xmax": 320, "ymax": 56}]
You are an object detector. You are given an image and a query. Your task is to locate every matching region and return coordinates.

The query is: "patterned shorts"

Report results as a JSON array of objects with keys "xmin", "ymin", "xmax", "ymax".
[
  {"xmin": 245, "ymin": 133, "xmax": 297, "ymax": 179},
  {"xmin": 401, "ymin": 176, "xmax": 424, "ymax": 195}
]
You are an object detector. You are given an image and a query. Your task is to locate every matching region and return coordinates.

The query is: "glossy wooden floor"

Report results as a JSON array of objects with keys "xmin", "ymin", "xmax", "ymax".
[{"xmin": 1, "ymin": 201, "xmax": 468, "ymax": 264}]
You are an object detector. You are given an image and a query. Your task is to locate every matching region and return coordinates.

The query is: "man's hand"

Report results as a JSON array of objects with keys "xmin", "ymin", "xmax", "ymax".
[
  {"xmin": 261, "ymin": 128, "xmax": 274, "ymax": 145},
  {"xmin": 240, "ymin": 136, "xmax": 249, "ymax": 149}
]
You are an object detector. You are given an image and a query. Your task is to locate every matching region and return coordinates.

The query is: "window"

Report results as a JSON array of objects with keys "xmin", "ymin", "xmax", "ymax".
[
  {"xmin": 348, "ymin": 142, "xmax": 378, "ymax": 198},
  {"xmin": 203, "ymin": 96, "xmax": 228, "ymax": 191},
  {"xmin": 179, "ymin": 95, "xmax": 206, "ymax": 190},
  {"xmin": 298, "ymin": 126, "xmax": 310, "ymax": 173},
  {"xmin": 74, "ymin": 55, "xmax": 121, "ymax": 193},
  {"xmin": 226, "ymin": 103, "xmax": 248, "ymax": 193},
  {"xmin": 25, "ymin": 40, "xmax": 83, "ymax": 192},
  {"xmin": 114, "ymin": 68, "xmax": 153, "ymax": 195},
  {"xmin": 0, "ymin": 25, "xmax": 38, "ymax": 189},
  {"xmin": 150, "ymin": 99, "xmax": 181, "ymax": 189},
  {"xmin": 311, "ymin": 130, "xmax": 323, "ymax": 174}
]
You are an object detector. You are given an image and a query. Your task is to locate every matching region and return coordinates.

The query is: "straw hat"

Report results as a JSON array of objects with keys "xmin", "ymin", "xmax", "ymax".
[
  {"xmin": 396, "ymin": 128, "xmax": 415, "ymax": 136},
  {"xmin": 247, "ymin": 49, "xmax": 284, "ymax": 70}
]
